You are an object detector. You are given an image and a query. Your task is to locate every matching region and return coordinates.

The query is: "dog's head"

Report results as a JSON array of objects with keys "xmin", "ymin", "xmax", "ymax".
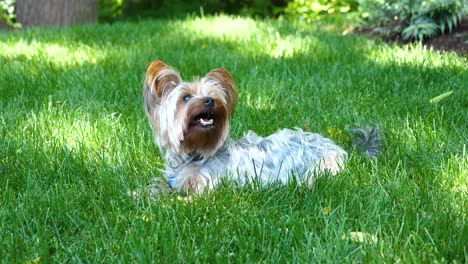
[{"xmin": 143, "ymin": 60, "xmax": 237, "ymax": 160}]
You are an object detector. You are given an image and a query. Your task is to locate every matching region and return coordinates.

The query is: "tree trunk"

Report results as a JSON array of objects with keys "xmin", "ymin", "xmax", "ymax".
[{"xmin": 16, "ymin": 0, "xmax": 97, "ymax": 27}]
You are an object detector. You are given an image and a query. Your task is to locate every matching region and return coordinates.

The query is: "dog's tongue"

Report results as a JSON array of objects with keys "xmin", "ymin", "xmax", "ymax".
[{"xmin": 199, "ymin": 118, "xmax": 213, "ymax": 126}]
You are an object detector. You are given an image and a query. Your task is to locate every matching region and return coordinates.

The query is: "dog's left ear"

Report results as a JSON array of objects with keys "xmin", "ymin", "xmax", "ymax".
[
  {"xmin": 205, "ymin": 68, "xmax": 237, "ymax": 114},
  {"xmin": 143, "ymin": 60, "xmax": 182, "ymax": 121},
  {"xmin": 144, "ymin": 60, "xmax": 181, "ymax": 99}
]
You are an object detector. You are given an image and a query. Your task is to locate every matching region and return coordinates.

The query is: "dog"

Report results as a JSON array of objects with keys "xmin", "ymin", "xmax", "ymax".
[{"xmin": 142, "ymin": 60, "xmax": 350, "ymax": 195}]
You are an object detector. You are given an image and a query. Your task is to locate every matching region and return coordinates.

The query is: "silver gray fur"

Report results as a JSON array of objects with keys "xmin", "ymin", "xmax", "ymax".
[{"xmin": 165, "ymin": 129, "xmax": 347, "ymax": 193}]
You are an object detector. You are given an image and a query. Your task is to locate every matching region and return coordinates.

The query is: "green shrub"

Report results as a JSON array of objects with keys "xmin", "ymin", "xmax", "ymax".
[
  {"xmin": 284, "ymin": 0, "xmax": 358, "ymax": 21},
  {"xmin": 1, "ymin": 0, "xmax": 360, "ymax": 25},
  {"xmin": 120, "ymin": 0, "xmax": 287, "ymax": 19},
  {"xmin": 110, "ymin": 0, "xmax": 358, "ymax": 20},
  {"xmin": 0, "ymin": 0, "xmax": 20, "ymax": 28},
  {"xmin": 358, "ymin": 0, "xmax": 467, "ymax": 41},
  {"xmin": 98, "ymin": 0, "xmax": 124, "ymax": 22}
]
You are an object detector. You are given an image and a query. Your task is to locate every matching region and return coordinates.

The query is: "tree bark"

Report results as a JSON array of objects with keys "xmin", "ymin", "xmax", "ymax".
[{"xmin": 16, "ymin": 0, "xmax": 97, "ymax": 27}]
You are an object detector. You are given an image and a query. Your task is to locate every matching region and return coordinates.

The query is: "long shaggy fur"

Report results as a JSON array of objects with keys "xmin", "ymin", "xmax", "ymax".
[
  {"xmin": 142, "ymin": 60, "xmax": 348, "ymax": 195},
  {"xmin": 165, "ymin": 129, "xmax": 347, "ymax": 193}
]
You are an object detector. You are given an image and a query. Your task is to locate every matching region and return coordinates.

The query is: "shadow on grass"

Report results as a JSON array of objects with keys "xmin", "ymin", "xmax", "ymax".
[
  {"xmin": 1, "ymin": 20, "xmax": 467, "ymax": 261},
  {"xmin": 1, "ymin": 18, "xmax": 465, "ymax": 137},
  {"xmin": 1, "ymin": 16, "xmax": 466, "ymax": 177}
]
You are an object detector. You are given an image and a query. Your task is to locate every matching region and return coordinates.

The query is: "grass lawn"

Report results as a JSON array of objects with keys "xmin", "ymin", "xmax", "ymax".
[{"xmin": 0, "ymin": 15, "xmax": 467, "ymax": 262}]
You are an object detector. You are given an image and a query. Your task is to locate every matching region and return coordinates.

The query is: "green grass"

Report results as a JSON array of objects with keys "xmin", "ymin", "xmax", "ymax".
[{"xmin": 1, "ymin": 15, "xmax": 467, "ymax": 262}]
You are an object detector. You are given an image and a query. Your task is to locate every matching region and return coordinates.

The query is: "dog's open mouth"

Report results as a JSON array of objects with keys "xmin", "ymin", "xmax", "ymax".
[{"xmin": 190, "ymin": 111, "xmax": 214, "ymax": 128}]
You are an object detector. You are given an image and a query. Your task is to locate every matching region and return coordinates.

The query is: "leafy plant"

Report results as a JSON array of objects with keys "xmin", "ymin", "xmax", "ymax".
[
  {"xmin": 0, "ymin": 0, "xmax": 20, "ymax": 28},
  {"xmin": 284, "ymin": 0, "xmax": 358, "ymax": 21},
  {"xmin": 402, "ymin": 17, "xmax": 439, "ymax": 40},
  {"xmin": 98, "ymin": 0, "xmax": 124, "ymax": 22},
  {"xmin": 119, "ymin": 0, "xmax": 288, "ymax": 19},
  {"xmin": 358, "ymin": 0, "xmax": 468, "ymax": 41}
]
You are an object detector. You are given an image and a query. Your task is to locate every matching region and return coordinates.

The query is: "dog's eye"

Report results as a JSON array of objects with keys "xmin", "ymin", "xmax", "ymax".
[{"xmin": 183, "ymin": 95, "xmax": 192, "ymax": 102}]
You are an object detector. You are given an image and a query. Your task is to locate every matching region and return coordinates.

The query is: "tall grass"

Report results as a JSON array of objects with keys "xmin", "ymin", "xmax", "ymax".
[{"xmin": 0, "ymin": 15, "xmax": 466, "ymax": 262}]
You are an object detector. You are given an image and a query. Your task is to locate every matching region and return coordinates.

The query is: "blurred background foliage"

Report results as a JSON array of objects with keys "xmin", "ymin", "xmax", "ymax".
[
  {"xmin": 1, "ymin": 0, "xmax": 467, "ymax": 41},
  {"xmin": 284, "ymin": 0, "xmax": 358, "ymax": 21},
  {"xmin": 0, "ymin": 0, "xmax": 17, "ymax": 28},
  {"xmin": 98, "ymin": 0, "xmax": 289, "ymax": 21},
  {"xmin": 358, "ymin": 0, "xmax": 467, "ymax": 41}
]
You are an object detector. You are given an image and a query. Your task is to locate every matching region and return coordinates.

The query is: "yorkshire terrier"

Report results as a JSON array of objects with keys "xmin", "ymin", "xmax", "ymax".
[{"xmin": 141, "ymin": 60, "xmax": 359, "ymax": 195}]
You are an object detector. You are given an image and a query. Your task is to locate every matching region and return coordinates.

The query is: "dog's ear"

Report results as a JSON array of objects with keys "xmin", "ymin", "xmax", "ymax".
[
  {"xmin": 205, "ymin": 68, "xmax": 237, "ymax": 114},
  {"xmin": 144, "ymin": 60, "xmax": 181, "ymax": 99}
]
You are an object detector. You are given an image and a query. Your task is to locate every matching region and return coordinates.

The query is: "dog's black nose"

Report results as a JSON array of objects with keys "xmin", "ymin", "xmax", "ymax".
[{"xmin": 204, "ymin": 98, "xmax": 214, "ymax": 107}]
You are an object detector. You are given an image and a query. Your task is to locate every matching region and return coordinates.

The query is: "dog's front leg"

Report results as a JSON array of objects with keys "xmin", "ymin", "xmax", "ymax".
[
  {"xmin": 172, "ymin": 166, "xmax": 209, "ymax": 195},
  {"xmin": 306, "ymin": 151, "xmax": 346, "ymax": 189}
]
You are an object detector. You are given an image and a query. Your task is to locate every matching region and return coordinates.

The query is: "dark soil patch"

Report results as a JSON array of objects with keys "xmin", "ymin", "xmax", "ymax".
[
  {"xmin": 424, "ymin": 16, "xmax": 468, "ymax": 56},
  {"xmin": 356, "ymin": 16, "xmax": 468, "ymax": 57}
]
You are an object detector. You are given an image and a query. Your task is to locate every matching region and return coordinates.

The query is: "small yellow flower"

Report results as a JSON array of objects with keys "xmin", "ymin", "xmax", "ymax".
[
  {"xmin": 323, "ymin": 207, "xmax": 330, "ymax": 216},
  {"xmin": 327, "ymin": 128, "xmax": 350, "ymax": 143}
]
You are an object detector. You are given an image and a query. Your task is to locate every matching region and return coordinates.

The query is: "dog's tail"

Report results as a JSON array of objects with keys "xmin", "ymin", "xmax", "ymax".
[{"xmin": 348, "ymin": 127, "xmax": 382, "ymax": 158}]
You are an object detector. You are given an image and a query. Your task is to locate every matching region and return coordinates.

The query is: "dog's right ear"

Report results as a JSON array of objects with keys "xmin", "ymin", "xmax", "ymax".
[
  {"xmin": 205, "ymin": 68, "xmax": 237, "ymax": 115},
  {"xmin": 144, "ymin": 60, "xmax": 181, "ymax": 99}
]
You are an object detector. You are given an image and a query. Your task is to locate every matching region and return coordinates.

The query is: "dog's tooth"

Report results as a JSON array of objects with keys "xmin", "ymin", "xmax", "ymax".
[{"xmin": 200, "ymin": 118, "xmax": 213, "ymax": 126}]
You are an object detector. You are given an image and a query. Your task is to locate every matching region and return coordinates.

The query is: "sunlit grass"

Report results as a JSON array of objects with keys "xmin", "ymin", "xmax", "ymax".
[
  {"xmin": 181, "ymin": 16, "xmax": 317, "ymax": 59},
  {"xmin": 0, "ymin": 15, "xmax": 467, "ymax": 262},
  {"xmin": 0, "ymin": 40, "xmax": 101, "ymax": 67},
  {"xmin": 368, "ymin": 42, "xmax": 467, "ymax": 68}
]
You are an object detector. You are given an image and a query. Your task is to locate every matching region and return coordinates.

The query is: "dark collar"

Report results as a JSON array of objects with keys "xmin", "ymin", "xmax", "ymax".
[{"xmin": 189, "ymin": 153, "xmax": 203, "ymax": 162}]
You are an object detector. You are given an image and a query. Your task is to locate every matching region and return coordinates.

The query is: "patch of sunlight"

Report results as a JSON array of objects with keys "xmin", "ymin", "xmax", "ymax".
[
  {"xmin": 48, "ymin": 114, "xmax": 99, "ymax": 151},
  {"xmin": 262, "ymin": 33, "xmax": 312, "ymax": 59},
  {"xmin": 0, "ymin": 40, "xmax": 100, "ymax": 66},
  {"xmin": 243, "ymin": 92, "xmax": 276, "ymax": 111},
  {"xmin": 366, "ymin": 42, "xmax": 466, "ymax": 68},
  {"xmin": 182, "ymin": 16, "xmax": 315, "ymax": 59},
  {"xmin": 182, "ymin": 16, "xmax": 261, "ymax": 40},
  {"xmin": 397, "ymin": 115, "xmax": 423, "ymax": 150},
  {"xmin": 440, "ymin": 151, "xmax": 467, "ymax": 218},
  {"xmin": 20, "ymin": 105, "xmax": 121, "ymax": 161},
  {"xmin": 446, "ymin": 152, "xmax": 467, "ymax": 195}
]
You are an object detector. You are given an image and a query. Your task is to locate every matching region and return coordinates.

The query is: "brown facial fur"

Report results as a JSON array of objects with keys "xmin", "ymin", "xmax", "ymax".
[
  {"xmin": 180, "ymin": 98, "xmax": 228, "ymax": 156},
  {"xmin": 143, "ymin": 60, "xmax": 238, "ymax": 159}
]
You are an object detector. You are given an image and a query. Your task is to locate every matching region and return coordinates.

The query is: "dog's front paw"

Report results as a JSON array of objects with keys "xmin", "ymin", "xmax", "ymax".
[
  {"xmin": 306, "ymin": 151, "xmax": 346, "ymax": 189},
  {"xmin": 128, "ymin": 177, "xmax": 171, "ymax": 200},
  {"xmin": 169, "ymin": 175, "xmax": 208, "ymax": 196},
  {"xmin": 185, "ymin": 176, "xmax": 208, "ymax": 195},
  {"xmin": 317, "ymin": 151, "xmax": 346, "ymax": 176}
]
